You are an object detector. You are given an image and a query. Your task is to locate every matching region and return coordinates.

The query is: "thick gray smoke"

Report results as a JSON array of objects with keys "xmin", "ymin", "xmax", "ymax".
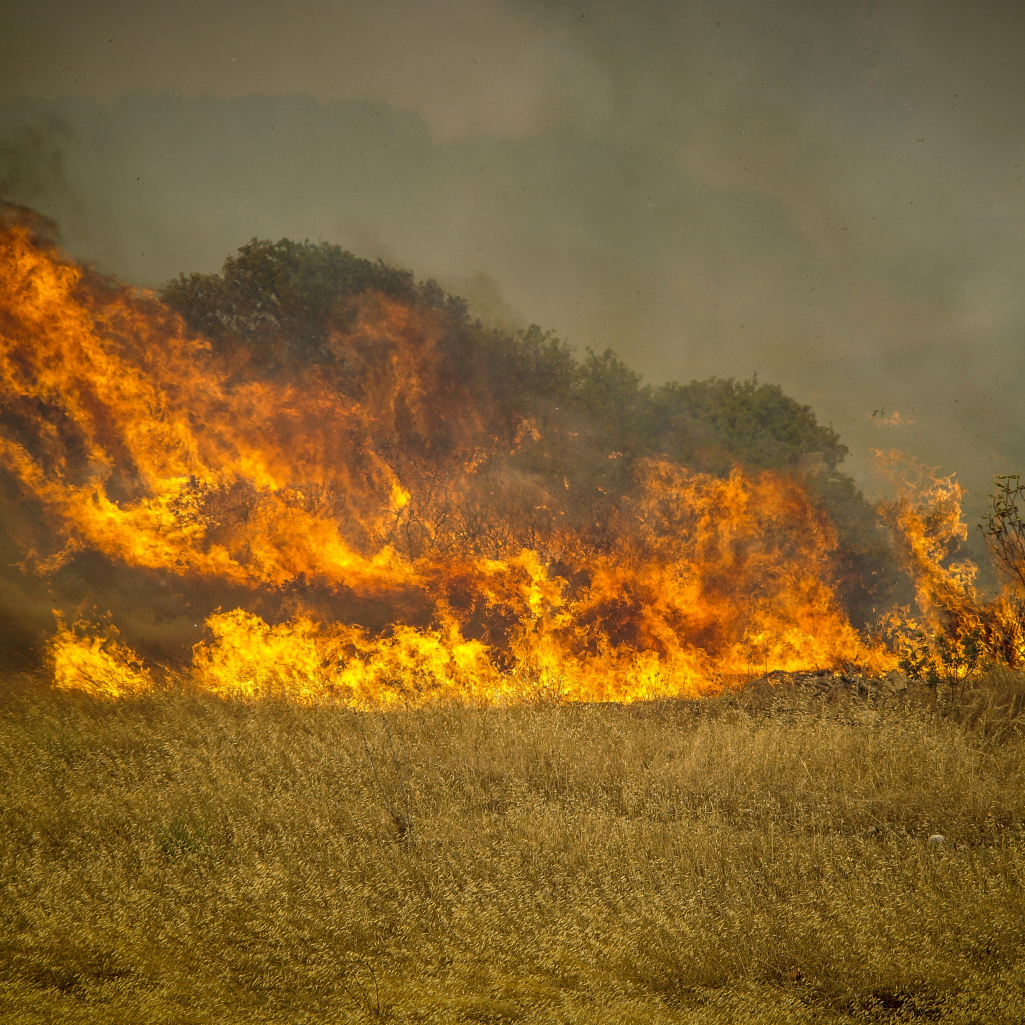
[{"xmin": 1, "ymin": 0, "xmax": 1023, "ymax": 523}]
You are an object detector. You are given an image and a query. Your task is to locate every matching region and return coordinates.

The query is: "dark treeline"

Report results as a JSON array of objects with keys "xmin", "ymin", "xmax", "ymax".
[{"xmin": 164, "ymin": 238, "xmax": 904, "ymax": 627}]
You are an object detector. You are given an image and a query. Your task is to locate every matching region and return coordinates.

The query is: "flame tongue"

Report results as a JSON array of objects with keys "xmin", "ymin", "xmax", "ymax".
[{"xmin": 0, "ymin": 216, "xmax": 878, "ymax": 703}]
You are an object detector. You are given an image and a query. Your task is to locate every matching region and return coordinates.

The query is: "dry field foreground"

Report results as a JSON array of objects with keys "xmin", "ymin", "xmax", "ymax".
[{"xmin": 2, "ymin": 675, "xmax": 1025, "ymax": 1024}]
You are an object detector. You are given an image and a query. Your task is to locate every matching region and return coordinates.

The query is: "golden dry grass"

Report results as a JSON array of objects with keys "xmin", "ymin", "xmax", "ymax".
[{"xmin": 2, "ymin": 673, "xmax": 1025, "ymax": 1023}]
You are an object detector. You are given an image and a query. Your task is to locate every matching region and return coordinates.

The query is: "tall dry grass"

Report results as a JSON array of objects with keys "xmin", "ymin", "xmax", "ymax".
[{"xmin": 2, "ymin": 673, "xmax": 1025, "ymax": 1023}]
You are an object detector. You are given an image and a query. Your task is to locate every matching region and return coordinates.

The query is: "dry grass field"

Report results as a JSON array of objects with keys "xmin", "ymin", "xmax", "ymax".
[{"xmin": 3, "ymin": 674, "xmax": 1025, "ymax": 1023}]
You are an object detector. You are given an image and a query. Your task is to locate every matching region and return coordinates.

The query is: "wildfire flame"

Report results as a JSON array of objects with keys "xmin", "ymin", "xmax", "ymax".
[
  {"xmin": 876, "ymin": 450, "xmax": 1025, "ymax": 671},
  {"xmin": 0, "ymin": 213, "xmax": 885, "ymax": 704}
]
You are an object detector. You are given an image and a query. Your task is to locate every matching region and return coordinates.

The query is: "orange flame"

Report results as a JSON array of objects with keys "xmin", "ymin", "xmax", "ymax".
[
  {"xmin": 0, "ymin": 216, "xmax": 881, "ymax": 704},
  {"xmin": 876, "ymin": 450, "xmax": 1025, "ymax": 670},
  {"xmin": 874, "ymin": 450, "xmax": 979, "ymax": 624}
]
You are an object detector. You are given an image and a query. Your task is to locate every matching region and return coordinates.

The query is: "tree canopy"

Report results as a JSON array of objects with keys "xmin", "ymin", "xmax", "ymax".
[{"xmin": 164, "ymin": 238, "xmax": 845, "ymax": 473}]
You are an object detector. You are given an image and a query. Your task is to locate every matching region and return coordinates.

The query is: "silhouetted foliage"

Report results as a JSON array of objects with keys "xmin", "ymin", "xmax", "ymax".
[
  {"xmin": 982, "ymin": 475, "xmax": 1025, "ymax": 593},
  {"xmin": 809, "ymin": 470, "xmax": 912, "ymax": 626}
]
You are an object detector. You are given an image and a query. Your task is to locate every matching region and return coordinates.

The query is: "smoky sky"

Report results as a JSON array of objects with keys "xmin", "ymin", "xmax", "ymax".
[{"xmin": 1, "ymin": 0, "xmax": 1023, "ymax": 516}]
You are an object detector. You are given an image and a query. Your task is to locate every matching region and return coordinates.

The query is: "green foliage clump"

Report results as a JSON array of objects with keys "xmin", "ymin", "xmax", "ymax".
[
  {"xmin": 163, "ymin": 237, "xmax": 446, "ymax": 366},
  {"xmin": 162, "ymin": 239, "xmax": 846, "ymax": 477},
  {"xmin": 641, "ymin": 375, "xmax": 848, "ymax": 474},
  {"xmin": 899, "ymin": 626, "xmax": 988, "ymax": 706}
]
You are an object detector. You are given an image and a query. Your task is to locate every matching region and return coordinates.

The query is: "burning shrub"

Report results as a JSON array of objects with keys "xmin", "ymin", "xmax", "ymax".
[
  {"xmin": 879, "ymin": 458, "xmax": 1025, "ymax": 704},
  {"xmin": 0, "ymin": 211, "xmax": 898, "ymax": 702}
]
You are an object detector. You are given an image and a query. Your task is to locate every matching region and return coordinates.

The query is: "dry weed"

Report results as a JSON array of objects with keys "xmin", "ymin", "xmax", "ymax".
[{"xmin": 2, "ymin": 673, "xmax": 1025, "ymax": 1022}]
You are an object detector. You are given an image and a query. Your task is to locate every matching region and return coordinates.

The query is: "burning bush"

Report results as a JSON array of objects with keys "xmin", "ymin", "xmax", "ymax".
[
  {"xmin": 0, "ymin": 208, "xmax": 900, "ymax": 702},
  {"xmin": 878, "ymin": 457, "xmax": 1025, "ymax": 701}
]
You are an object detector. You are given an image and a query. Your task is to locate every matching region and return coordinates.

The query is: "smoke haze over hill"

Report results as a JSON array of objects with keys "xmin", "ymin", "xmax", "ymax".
[{"xmin": 1, "ymin": 0, "xmax": 1024, "ymax": 520}]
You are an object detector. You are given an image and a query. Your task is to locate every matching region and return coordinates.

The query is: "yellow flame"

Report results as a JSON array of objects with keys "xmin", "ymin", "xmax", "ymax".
[
  {"xmin": 49, "ymin": 619, "xmax": 155, "ymax": 699},
  {"xmin": 0, "ymin": 218, "xmax": 888, "ymax": 704}
]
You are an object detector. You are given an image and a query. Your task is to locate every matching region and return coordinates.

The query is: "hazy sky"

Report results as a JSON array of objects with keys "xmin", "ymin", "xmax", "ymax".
[{"xmin": 2, "ymin": 0, "xmax": 1023, "ymax": 513}]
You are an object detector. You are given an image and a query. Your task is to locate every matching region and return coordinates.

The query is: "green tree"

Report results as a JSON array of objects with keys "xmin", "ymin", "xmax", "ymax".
[
  {"xmin": 639, "ymin": 376, "xmax": 848, "ymax": 474},
  {"xmin": 162, "ymin": 238, "xmax": 421, "ymax": 366}
]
